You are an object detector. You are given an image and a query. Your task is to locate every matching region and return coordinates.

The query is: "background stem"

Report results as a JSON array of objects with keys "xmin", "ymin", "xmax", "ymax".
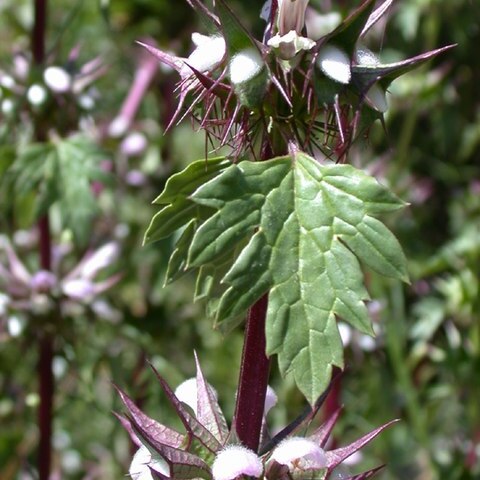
[
  {"xmin": 32, "ymin": 1, "xmax": 53, "ymax": 478},
  {"xmin": 233, "ymin": 294, "xmax": 271, "ymax": 452}
]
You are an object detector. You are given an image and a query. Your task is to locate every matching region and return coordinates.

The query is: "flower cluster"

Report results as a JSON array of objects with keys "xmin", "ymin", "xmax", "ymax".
[
  {"xmin": 139, "ymin": 0, "xmax": 451, "ymax": 160},
  {"xmin": 0, "ymin": 235, "xmax": 121, "ymax": 337},
  {"xmin": 118, "ymin": 356, "xmax": 396, "ymax": 480},
  {"xmin": 0, "ymin": 46, "xmax": 106, "ymax": 134}
]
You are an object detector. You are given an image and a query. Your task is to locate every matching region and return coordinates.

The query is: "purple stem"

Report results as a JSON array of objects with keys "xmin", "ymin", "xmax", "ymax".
[
  {"xmin": 33, "ymin": 1, "xmax": 53, "ymax": 478},
  {"xmin": 232, "ymin": 294, "xmax": 271, "ymax": 452}
]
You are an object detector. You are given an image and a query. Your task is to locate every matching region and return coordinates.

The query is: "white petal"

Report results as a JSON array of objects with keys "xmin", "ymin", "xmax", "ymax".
[
  {"xmin": 212, "ymin": 445, "xmax": 263, "ymax": 480},
  {"xmin": 317, "ymin": 45, "xmax": 351, "ymax": 84},
  {"xmin": 229, "ymin": 48, "xmax": 264, "ymax": 85},
  {"xmin": 80, "ymin": 242, "xmax": 119, "ymax": 279},
  {"xmin": 62, "ymin": 278, "xmax": 95, "ymax": 301}
]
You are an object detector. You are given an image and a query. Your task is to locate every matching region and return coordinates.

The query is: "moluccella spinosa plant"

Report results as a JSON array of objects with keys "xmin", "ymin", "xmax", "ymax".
[{"xmin": 117, "ymin": 0, "xmax": 453, "ymax": 479}]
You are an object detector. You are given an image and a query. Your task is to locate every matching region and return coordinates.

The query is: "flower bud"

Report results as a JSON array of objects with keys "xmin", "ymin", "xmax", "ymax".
[
  {"xmin": 317, "ymin": 45, "xmax": 351, "ymax": 84},
  {"xmin": 211, "ymin": 445, "xmax": 263, "ymax": 480}
]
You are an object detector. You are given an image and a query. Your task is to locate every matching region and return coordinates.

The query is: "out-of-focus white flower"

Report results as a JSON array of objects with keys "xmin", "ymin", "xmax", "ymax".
[
  {"xmin": 0, "ymin": 293, "xmax": 9, "ymax": 317},
  {"xmin": 78, "ymin": 93, "xmax": 95, "ymax": 110},
  {"xmin": 76, "ymin": 242, "xmax": 119, "ymax": 279},
  {"xmin": 108, "ymin": 115, "xmax": 130, "ymax": 138},
  {"xmin": 270, "ymin": 437, "xmax": 327, "ymax": 470},
  {"xmin": 126, "ymin": 170, "xmax": 147, "ymax": 187},
  {"xmin": 121, "ymin": 132, "xmax": 148, "ymax": 157},
  {"xmin": 1, "ymin": 99, "xmax": 15, "ymax": 115},
  {"xmin": 43, "ymin": 66, "xmax": 72, "ymax": 93},
  {"xmin": 30, "ymin": 270, "xmax": 57, "ymax": 293},
  {"xmin": 317, "ymin": 45, "xmax": 351, "ymax": 84},
  {"xmin": 229, "ymin": 48, "xmax": 264, "ymax": 85},
  {"xmin": 61, "ymin": 278, "xmax": 96, "ymax": 301},
  {"xmin": 212, "ymin": 445, "xmax": 263, "ymax": 480},
  {"xmin": 0, "ymin": 74, "xmax": 15, "ymax": 89},
  {"xmin": 129, "ymin": 445, "xmax": 170, "ymax": 480},
  {"xmin": 7, "ymin": 315, "xmax": 25, "ymax": 337},
  {"xmin": 337, "ymin": 322, "xmax": 352, "ymax": 347},
  {"xmin": 27, "ymin": 84, "xmax": 48, "ymax": 106},
  {"xmin": 277, "ymin": 0, "xmax": 310, "ymax": 36}
]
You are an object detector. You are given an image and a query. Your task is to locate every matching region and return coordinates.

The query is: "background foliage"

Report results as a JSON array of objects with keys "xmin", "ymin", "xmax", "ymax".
[{"xmin": 0, "ymin": 0, "xmax": 479, "ymax": 479}]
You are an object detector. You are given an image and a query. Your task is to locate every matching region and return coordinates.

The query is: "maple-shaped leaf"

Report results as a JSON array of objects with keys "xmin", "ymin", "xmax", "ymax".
[{"xmin": 187, "ymin": 152, "xmax": 407, "ymax": 404}]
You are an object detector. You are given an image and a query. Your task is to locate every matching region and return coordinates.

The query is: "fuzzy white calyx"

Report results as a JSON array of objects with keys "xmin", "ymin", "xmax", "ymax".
[
  {"xmin": 212, "ymin": 445, "xmax": 263, "ymax": 480},
  {"xmin": 317, "ymin": 45, "xmax": 351, "ymax": 84},
  {"xmin": 270, "ymin": 437, "xmax": 327, "ymax": 469},
  {"xmin": 229, "ymin": 48, "xmax": 264, "ymax": 85},
  {"xmin": 182, "ymin": 35, "xmax": 226, "ymax": 76}
]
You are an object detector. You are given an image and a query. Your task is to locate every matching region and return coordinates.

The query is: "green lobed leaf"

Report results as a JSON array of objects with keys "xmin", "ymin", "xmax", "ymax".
[
  {"xmin": 189, "ymin": 152, "xmax": 407, "ymax": 404},
  {"xmin": 144, "ymin": 157, "xmax": 229, "ymax": 246}
]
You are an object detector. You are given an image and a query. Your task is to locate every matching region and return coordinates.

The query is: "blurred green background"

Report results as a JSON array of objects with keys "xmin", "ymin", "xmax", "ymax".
[{"xmin": 0, "ymin": 0, "xmax": 479, "ymax": 478}]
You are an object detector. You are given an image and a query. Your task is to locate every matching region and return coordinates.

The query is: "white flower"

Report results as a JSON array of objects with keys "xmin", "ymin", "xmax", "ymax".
[
  {"xmin": 121, "ymin": 132, "xmax": 148, "ymax": 157},
  {"xmin": 317, "ymin": 45, "xmax": 351, "ymax": 84},
  {"xmin": 270, "ymin": 437, "xmax": 327, "ymax": 469},
  {"xmin": 229, "ymin": 48, "xmax": 264, "ymax": 85},
  {"xmin": 77, "ymin": 242, "xmax": 119, "ymax": 279},
  {"xmin": 268, "ymin": 30, "xmax": 315, "ymax": 60},
  {"xmin": 62, "ymin": 278, "xmax": 96, "ymax": 301},
  {"xmin": 277, "ymin": 0, "xmax": 310, "ymax": 36},
  {"xmin": 211, "ymin": 445, "xmax": 263, "ymax": 480},
  {"xmin": 129, "ymin": 445, "xmax": 170, "ymax": 480},
  {"xmin": 43, "ymin": 66, "xmax": 72, "ymax": 93},
  {"xmin": 108, "ymin": 115, "xmax": 130, "ymax": 138}
]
